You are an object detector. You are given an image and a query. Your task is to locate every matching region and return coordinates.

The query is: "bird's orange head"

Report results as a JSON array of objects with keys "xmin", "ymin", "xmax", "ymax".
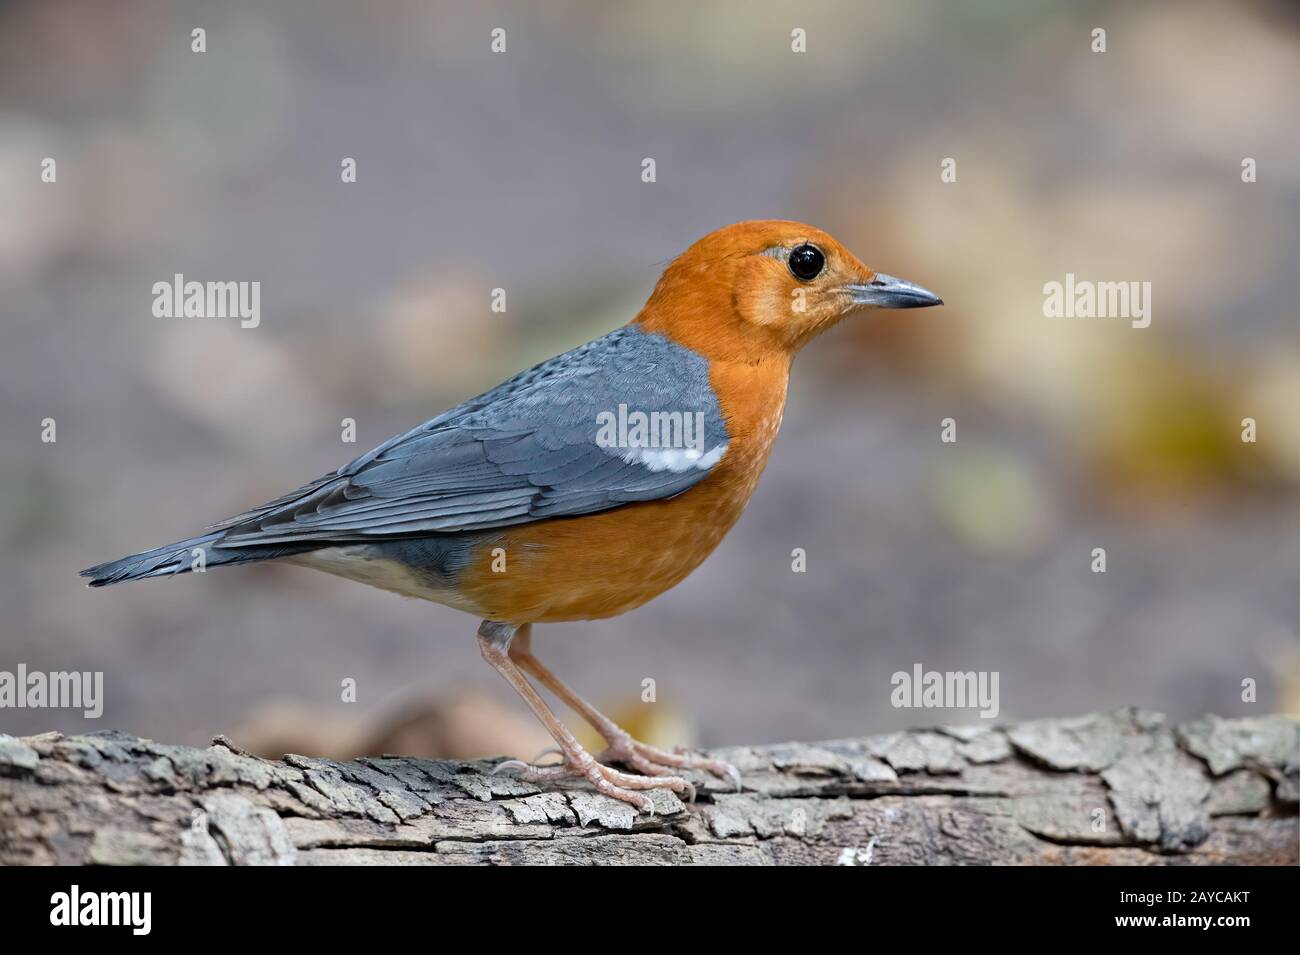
[{"xmin": 636, "ymin": 219, "xmax": 941, "ymax": 363}]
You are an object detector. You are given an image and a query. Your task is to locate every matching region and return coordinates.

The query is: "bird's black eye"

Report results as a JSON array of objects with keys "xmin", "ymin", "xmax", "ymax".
[{"xmin": 788, "ymin": 243, "xmax": 825, "ymax": 281}]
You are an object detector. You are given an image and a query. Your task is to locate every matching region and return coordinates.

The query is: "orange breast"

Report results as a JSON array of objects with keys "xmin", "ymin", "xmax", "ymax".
[{"xmin": 455, "ymin": 356, "xmax": 791, "ymax": 623}]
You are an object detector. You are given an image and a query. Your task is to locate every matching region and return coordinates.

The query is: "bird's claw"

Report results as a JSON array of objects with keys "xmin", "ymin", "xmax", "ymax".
[
  {"xmin": 493, "ymin": 746, "xmax": 563, "ymax": 776},
  {"xmin": 493, "ymin": 750, "xmax": 688, "ymax": 815},
  {"xmin": 677, "ymin": 751, "xmax": 743, "ymax": 792},
  {"xmin": 601, "ymin": 736, "xmax": 743, "ymax": 792}
]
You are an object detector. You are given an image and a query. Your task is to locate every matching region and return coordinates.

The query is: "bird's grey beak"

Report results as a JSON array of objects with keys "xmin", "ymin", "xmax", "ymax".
[{"xmin": 844, "ymin": 273, "xmax": 943, "ymax": 309}]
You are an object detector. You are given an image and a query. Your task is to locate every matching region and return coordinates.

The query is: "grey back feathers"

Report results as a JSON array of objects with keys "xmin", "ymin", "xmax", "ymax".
[{"xmin": 81, "ymin": 327, "xmax": 728, "ymax": 585}]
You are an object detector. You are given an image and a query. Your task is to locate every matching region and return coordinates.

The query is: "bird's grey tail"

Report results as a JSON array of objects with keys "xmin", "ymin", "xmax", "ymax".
[{"xmin": 79, "ymin": 532, "xmax": 318, "ymax": 587}]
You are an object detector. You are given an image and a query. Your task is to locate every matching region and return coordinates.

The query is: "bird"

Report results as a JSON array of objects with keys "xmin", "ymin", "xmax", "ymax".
[{"xmin": 81, "ymin": 219, "xmax": 942, "ymax": 812}]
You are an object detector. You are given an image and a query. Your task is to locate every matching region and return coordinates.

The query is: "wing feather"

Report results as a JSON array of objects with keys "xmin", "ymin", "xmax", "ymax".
[{"xmin": 212, "ymin": 328, "xmax": 728, "ymax": 546}]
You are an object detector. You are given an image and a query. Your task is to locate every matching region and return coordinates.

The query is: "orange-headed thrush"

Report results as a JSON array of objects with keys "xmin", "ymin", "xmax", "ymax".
[{"xmin": 83, "ymin": 220, "xmax": 943, "ymax": 811}]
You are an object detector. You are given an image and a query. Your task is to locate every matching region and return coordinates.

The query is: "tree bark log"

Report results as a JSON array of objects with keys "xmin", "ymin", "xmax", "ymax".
[{"xmin": 1, "ymin": 708, "xmax": 1295, "ymax": 865}]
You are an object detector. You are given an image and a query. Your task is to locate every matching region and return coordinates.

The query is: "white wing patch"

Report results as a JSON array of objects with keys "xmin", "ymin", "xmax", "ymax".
[{"xmin": 619, "ymin": 442, "xmax": 728, "ymax": 473}]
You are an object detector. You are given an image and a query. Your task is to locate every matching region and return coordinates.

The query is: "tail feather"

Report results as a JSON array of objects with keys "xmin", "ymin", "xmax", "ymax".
[{"xmin": 80, "ymin": 532, "xmax": 317, "ymax": 587}]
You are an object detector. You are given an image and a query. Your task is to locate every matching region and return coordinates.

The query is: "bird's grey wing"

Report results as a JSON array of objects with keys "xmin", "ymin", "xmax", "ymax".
[{"xmin": 212, "ymin": 327, "xmax": 729, "ymax": 545}]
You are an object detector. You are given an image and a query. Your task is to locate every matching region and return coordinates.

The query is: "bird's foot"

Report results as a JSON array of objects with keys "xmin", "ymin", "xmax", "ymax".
[
  {"xmin": 494, "ymin": 746, "xmax": 695, "ymax": 814},
  {"xmin": 597, "ymin": 731, "xmax": 742, "ymax": 792}
]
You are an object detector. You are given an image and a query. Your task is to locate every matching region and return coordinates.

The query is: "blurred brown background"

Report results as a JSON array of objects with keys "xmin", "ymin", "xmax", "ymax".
[{"xmin": 2, "ymin": 0, "xmax": 1297, "ymax": 760}]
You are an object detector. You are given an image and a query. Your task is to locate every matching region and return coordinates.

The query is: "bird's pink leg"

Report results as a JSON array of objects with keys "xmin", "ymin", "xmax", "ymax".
[
  {"xmin": 508, "ymin": 625, "xmax": 740, "ymax": 789},
  {"xmin": 476, "ymin": 620, "xmax": 695, "ymax": 813}
]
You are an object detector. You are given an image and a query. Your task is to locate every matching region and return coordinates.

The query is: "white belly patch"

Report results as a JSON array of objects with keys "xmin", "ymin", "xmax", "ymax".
[{"xmin": 288, "ymin": 545, "xmax": 486, "ymax": 616}]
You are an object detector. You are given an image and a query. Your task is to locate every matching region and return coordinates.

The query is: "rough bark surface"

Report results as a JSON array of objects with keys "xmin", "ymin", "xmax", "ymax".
[{"xmin": 1, "ymin": 708, "xmax": 1295, "ymax": 865}]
